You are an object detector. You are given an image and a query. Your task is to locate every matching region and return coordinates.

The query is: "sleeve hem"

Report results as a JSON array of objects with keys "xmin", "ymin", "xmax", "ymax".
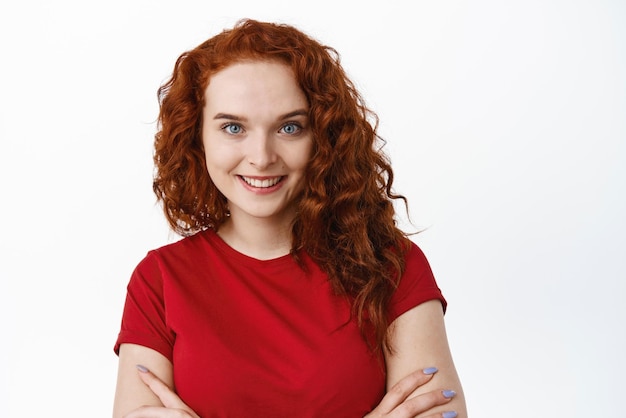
[
  {"xmin": 114, "ymin": 331, "xmax": 174, "ymax": 362},
  {"xmin": 388, "ymin": 288, "xmax": 447, "ymax": 324}
]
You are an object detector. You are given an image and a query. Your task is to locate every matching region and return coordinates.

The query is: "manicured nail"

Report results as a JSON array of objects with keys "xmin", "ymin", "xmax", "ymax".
[
  {"xmin": 422, "ymin": 367, "xmax": 438, "ymax": 375},
  {"xmin": 442, "ymin": 412, "xmax": 458, "ymax": 418},
  {"xmin": 136, "ymin": 364, "xmax": 149, "ymax": 373},
  {"xmin": 442, "ymin": 389, "xmax": 456, "ymax": 399}
]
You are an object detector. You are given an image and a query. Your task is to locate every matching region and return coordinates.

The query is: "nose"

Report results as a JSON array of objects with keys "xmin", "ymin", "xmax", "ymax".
[{"xmin": 246, "ymin": 131, "xmax": 277, "ymax": 169}]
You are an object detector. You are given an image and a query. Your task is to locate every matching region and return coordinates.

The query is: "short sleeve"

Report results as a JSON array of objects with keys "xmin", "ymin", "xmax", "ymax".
[
  {"xmin": 388, "ymin": 243, "xmax": 447, "ymax": 323},
  {"xmin": 114, "ymin": 251, "xmax": 175, "ymax": 361}
]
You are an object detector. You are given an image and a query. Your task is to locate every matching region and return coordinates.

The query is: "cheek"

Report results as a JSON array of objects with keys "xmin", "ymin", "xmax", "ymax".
[
  {"xmin": 292, "ymin": 142, "xmax": 313, "ymax": 170},
  {"xmin": 204, "ymin": 143, "xmax": 237, "ymax": 170}
]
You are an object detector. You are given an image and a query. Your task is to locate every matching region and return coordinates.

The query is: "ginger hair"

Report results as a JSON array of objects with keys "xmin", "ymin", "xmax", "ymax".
[{"xmin": 153, "ymin": 19, "xmax": 411, "ymax": 352}]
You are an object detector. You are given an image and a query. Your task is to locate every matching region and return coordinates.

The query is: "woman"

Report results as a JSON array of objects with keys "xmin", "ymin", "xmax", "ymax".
[{"xmin": 113, "ymin": 19, "xmax": 466, "ymax": 418}]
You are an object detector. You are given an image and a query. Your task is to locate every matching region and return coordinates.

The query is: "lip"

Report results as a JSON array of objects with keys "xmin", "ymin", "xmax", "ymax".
[{"xmin": 238, "ymin": 175, "xmax": 286, "ymax": 194}]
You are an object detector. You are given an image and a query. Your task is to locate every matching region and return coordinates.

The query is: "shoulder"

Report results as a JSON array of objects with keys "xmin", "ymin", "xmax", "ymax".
[
  {"xmin": 130, "ymin": 230, "xmax": 218, "ymax": 281},
  {"xmin": 400, "ymin": 240, "xmax": 436, "ymax": 284},
  {"xmin": 141, "ymin": 229, "xmax": 216, "ymax": 262},
  {"xmin": 389, "ymin": 240, "xmax": 447, "ymax": 321},
  {"xmin": 151, "ymin": 229, "xmax": 215, "ymax": 255}
]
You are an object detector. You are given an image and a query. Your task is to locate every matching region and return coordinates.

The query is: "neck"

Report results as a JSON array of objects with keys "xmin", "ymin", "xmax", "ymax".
[{"xmin": 217, "ymin": 212, "xmax": 295, "ymax": 260}]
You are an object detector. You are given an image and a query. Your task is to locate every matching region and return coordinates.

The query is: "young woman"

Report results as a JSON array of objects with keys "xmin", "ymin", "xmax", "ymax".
[{"xmin": 113, "ymin": 19, "xmax": 467, "ymax": 418}]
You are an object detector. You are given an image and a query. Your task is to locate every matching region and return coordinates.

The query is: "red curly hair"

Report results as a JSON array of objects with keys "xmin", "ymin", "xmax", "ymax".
[{"xmin": 153, "ymin": 19, "xmax": 411, "ymax": 352}]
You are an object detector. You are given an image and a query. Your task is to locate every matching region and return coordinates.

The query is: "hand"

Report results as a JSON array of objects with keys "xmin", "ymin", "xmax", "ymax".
[
  {"xmin": 364, "ymin": 368, "xmax": 458, "ymax": 418},
  {"xmin": 123, "ymin": 365, "xmax": 201, "ymax": 418}
]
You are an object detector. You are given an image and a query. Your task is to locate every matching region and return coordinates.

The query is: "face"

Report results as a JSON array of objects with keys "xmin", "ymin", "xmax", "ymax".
[{"xmin": 202, "ymin": 60, "xmax": 313, "ymax": 227}]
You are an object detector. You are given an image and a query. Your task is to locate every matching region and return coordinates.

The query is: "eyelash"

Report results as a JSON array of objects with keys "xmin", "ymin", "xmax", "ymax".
[
  {"xmin": 279, "ymin": 122, "xmax": 303, "ymax": 135},
  {"xmin": 220, "ymin": 122, "xmax": 303, "ymax": 136},
  {"xmin": 221, "ymin": 123, "xmax": 244, "ymax": 135}
]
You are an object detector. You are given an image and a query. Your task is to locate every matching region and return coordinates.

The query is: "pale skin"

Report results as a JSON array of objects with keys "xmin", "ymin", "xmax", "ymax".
[{"xmin": 113, "ymin": 61, "xmax": 466, "ymax": 417}]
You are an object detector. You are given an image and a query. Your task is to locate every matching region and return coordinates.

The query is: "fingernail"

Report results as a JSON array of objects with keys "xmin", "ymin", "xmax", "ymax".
[
  {"xmin": 442, "ymin": 389, "xmax": 456, "ymax": 399},
  {"xmin": 442, "ymin": 412, "xmax": 458, "ymax": 418},
  {"xmin": 136, "ymin": 364, "xmax": 149, "ymax": 373},
  {"xmin": 422, "ymin": 367, "xmax": 438, "ymax": 375}
]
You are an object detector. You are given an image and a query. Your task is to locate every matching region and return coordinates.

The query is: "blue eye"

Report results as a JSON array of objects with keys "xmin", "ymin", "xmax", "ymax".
[
  {"xmin": 280, "ymin": 122, "xmax": 301, "ymax": 135},
  {"xmin": 223, "ymin": 123, "xmax": 243, "ymax": 135}
]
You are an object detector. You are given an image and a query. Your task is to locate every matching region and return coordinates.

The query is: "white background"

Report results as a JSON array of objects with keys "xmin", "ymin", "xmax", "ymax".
[{"xmin": 1, "ymin": 1, "xmax": 624, "ymax": 417}]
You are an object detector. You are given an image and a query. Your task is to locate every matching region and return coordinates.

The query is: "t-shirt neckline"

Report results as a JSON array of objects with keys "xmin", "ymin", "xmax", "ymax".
[{"xmin": 201, "ymin": 229, "xmax": 297, "ymax": 268}]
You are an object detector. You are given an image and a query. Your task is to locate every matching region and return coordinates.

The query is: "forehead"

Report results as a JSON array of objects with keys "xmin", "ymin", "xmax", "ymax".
[{"xmin": 203, "ymin": 60, "xmax": 308, "ymax": 115}]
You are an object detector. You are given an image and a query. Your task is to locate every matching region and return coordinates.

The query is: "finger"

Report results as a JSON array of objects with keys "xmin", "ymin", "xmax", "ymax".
[
  {"xmin": 394, "ymin": 389, "xmax": 456, "ymax": 418},
  {"xmin": 136, "ymin": 365, "xmax": 198, "ymax": 416},
  {"xmin": 124, "ymin": 405, "xmax": 195, "ymax": 418},
  {"xmin": 419, "ymin": 411, "xmax": 458, "ymax": 418},
  {"xmin": 375, "ymin": 367, "xmax": 438, "ymax": 414}
]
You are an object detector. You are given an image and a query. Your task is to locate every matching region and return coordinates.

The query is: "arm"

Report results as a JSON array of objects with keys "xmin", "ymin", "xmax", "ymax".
[
  {"xmin": 118, "ymin": 344, "xmax": 450, "ymax": 418},
  {"xmin": 113, "ymin": 343, "xmax": 173, "ymax": 418},
  {"xmin": 113, "ymin": 343, "xmax": 200, "ymax": 418},
  {"xmin": 384, "ymin": 300, "xmax": 467, "ymax": 418}
]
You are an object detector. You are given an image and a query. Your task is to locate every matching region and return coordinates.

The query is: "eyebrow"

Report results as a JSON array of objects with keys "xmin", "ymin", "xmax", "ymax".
[{"xmin": 213, "ymin": 109, "xmax": 308, "ymax": 121}]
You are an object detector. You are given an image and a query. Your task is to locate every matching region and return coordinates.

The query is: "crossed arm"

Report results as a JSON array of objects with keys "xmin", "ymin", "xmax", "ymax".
[
  {"xmin": 372, "ymin": 299, "xmax": 467, "ymax": 418},
  {"xmin": 113, "ymin": 300, "xmax": 466, "ymax": 418}
]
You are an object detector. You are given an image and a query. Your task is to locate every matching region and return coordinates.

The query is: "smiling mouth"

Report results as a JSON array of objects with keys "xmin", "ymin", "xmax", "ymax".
[{"xmin": 240, "ymin": 176, "xmax": 284, "ymax": 188}]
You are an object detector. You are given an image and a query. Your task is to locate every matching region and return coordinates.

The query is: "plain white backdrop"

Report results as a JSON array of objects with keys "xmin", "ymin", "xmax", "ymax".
[{"xmin": 1, "ymin": 1, "xmax": 624, "ymax": 416}]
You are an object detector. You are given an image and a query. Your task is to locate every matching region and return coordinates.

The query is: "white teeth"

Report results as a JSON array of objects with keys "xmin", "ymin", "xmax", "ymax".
[{"xmin": 241, "ymin": 176, "xmax": 282, "ymax": 188}]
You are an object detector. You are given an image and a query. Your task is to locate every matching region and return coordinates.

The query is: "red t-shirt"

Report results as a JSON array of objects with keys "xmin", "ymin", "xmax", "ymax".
[{"xmin": 115, "ymin": 230, "xmax": 445, "ymax": 417}]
